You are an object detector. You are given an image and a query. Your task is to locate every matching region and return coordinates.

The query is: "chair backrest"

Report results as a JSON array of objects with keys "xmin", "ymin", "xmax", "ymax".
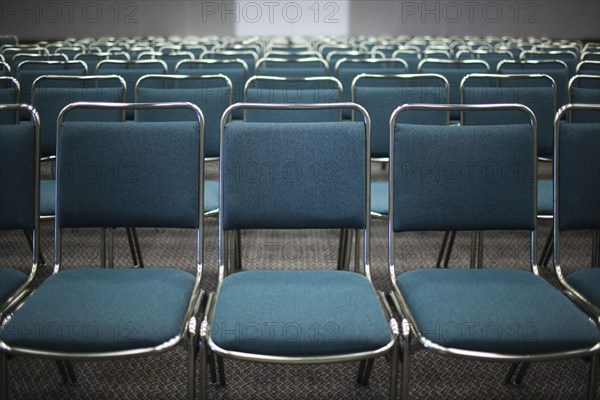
[
  {"xmin": 202, "ymin": 50, "xmax": 258, "ymax": 75},
  {"xmin": 352, "ymin": 74, "xmax": 449, "ymax": 158},
  {"xmin": 55, "ymin": 102, "xmax": 204, "ymax": 268},
  {"xmin": 13, "ymin": 53, "xmax": 68, "ymax": 67},
  {"xmin": 0, "ymin": 77, "xmax": 20, "ymax": 124},
  {"xmin": 391, "ymin": 49, "xmax": 421, "ymax": 73},
  {"xmin": 390, "ymin": 104, "xmax": 536, "ymax": 235},
  {"xmin": 568, "ymin": 75, "xmax": 600, "ymax": 123},
  {"xmin": 576, "ymin": 61, "xmax": 600, "ymax": 76},
  {"xmin": 455, "ymin": 50, "xmax": 513, "ymax": 72},
  {"xmin": 521, "ymin": 50, "xmax": 578, "ymax": 77},
  {"xmin": 581, "ymin": 52, "xmax": 600, "ymax": 62},
  {"xmin": 255, "ymin": 57, "xmax": 329, "ymax": 77},
  {"xmin": 498, "ymin": 60, "xmax": 569, "ymax": 108},
  {"xmin": 138, "ymin": 51, "xmax": 195, "ymax": 74},
  {"xmin": 135, "ymin": 74, "xmax": 232, "ymax": 158},
  {"xmin": 219, "ymin": 102, "xmax": 371, "ymax": 275},
  {"xmin": 32, "ymin": 75, "xmax": 126, "ymax": 158},
  {"xmin": 326, "ymin": 51, "xmax": 369, "ymax": 72},
  {"xmin": 264, "ymin": 51, "xmax": 321, "ymax": 60},
  {"xmin": 461, "ymin": 73, "xmax": 556, "ymax": 159},
  {"xmin": 16, "ymin": 60, "xmax": 88, "ymax": 105},
  {"xmin": 243, "ymin": 76, "xmax": 342, "ymax": 122}
]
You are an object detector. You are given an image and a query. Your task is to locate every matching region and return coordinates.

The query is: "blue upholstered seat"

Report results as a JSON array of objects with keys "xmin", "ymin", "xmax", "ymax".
[
  {"xmin": 537, "ymin": 179, "xmax": 553, "ymax": 216},
  {"xmin": 396, "ymin": 268, "xmax": 600, "ymax": 354},
  {"xmin": 0, "ymin": 268, "xmax": 27, "ymax": 305},
  {"xmin": 211, "ymin": 270, "xmax": 392, "ymax": 357},
  {"xmin": 204, "ymin": 180, "xmax": 219, "ymax": 213},
  {"xmin": 0, "ymin": 268, "xmax": 195, "ymax": 352},
  {"xmin": 566, "ymin": 269, "xmax": 600, "ymax": 310}
]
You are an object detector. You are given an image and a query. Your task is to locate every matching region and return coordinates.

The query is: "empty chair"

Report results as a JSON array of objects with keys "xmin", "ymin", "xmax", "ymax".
[
  {"xmin": 392, "ymin": 49, "xmax": 422, "ymax": 73},
  {"xmin": 12, "ymin": 53, "xmax": 68, "ymax": 67},
  {"xmin": 0, "ymin": 77, "xmax": 19, "ymax": 124},
  {"xmin": 582, "ymin": 52, "xmax": 600, "ymax": 61},
  {"xmin": 455, "ymin": 50, "xmax": 513, "ymax": 72},
  {"xmin": 255, "ymin": 57, "xmax": 329, "ymax": 77},
  {"xmin": 576, "ymin": 61, "xmax": 600, "ymax": 76},
  {"xmin": 202, "ymin": 50, "xmax": 258, "ymax": 75},
  {"xmin": 0, "ymin": 104, "xmax": 40, "ymax": 319},
  {"xmin": 418, "ymin": 59, "xmax": 490, "ymax": 120},
  {"xmin": 553, "ymin": 104, "xmax": 600, "ymax": 325},
  {"xmin": 0, "ymin": 102, "xmax": 206, "ymax": 400},
  {"xmin": 264, "ymin": 50, "xmax": 321, "ymax": 59},
  {"xmin": 198, "ymin": 102, "xmax": 399, "ymax": 400},
  {"xmin": 498, "ymin": 60, "xmax": 569, "ymax": 108},
  {"xmin": 521, "ymin": 50, "xmax": 578, "ymax": 78},
  {"xmin": 138, "ymin": 51, "xmax": 195, "ymax": 73},
  {"xmin": 568, "ymin": 76, "xmax": 600, "ymax": 122},
  {"xmin": 326, "ymin": 51, "xmax": 370, "ymax": 73},
  {"xmin": 2, "ymin": 47, "xmax": 47, "ymax": 70},
  {"xmin": 0, "ymin": 35, "xmax": 18, "ymax": 48},
  {"xmin": 389, "ymin": 104, "xmax": 600, "ymax": 400}
]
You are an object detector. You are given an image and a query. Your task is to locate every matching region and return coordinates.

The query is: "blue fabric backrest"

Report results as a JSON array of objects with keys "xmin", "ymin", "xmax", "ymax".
[
  {"xmin": 394, "ymin": 53, "xmax": 420, "ymax": 73},
  {"xmin": 354, "ymin": 85, "xmax": 448, "ymax": 157},
  {"xmin": 0, "ymin": 123, "xmax": 35, "ymax": 230},
  {"xmin": 57, "ymin": 121, "xmax": 200, "ymax": 229},
  {"xmin": 222, "ymin": 121, "xmax": 366, "ymax": 230},
  {"xmin": 256, "ymin": 67, "xmax": 327, "ymax": 77},
  {"xmin": 337, "ymin": 65, "xmax": 408, "ymax": 103},
  {"xmin": 558, "ymin": 122, "xmax": 600, "ymax": 231},
  {"xmin": 34, "ymin": 87, "xmax": 123, "ymax": 158},
  {"xmin": 462, "ymin": 86, "xmax": 555, "ymax": 158},
  {"xmin": 0, "ymin": 87, "xmax": 18, "ymax": 124},
  {"xmin": 18, "ymin": 69, "xmax": 85, "ymax": 105},
  {"xmin": 244, "ymin": 88, "xmax": 341, "ymax": 122},
  {"xmin": 392, "ymin": 123, "xmax": 535, "ymax": 232},
  {"xmin": 136, "ymin": 86, "xmax": 230, "ymax": 158},
  {"xmin": 418, "ymin": 65, "xmax": 489, "ymax": 106},
  {"xmin": 206, "ymin": 53, "xmax": 255, "ymax": 75},
  {"xmin": 95, "ymin": 68, "xmax": 164, "ymax": 102},
  {"xmin": 570, "ymin": 88, "xmax": 600, "ymax": 122},
  {"xmin": 499, "ymin": 64, "xmax": 568, "ymax": 107}
]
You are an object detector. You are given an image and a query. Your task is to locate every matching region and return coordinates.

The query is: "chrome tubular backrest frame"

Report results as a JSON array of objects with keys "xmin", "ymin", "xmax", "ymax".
[
  {"xmin": 417, "ymin": 58, "xmax": 491, "ymax": 73},
  {"xmin": 520, "ymin": 49, "xmax": 578, "ymax": 63},
  {"xmin": 0, "ymin": 104, "xmax": 40, "ymax": 319},
  {"xmin": 553, "ymin": 103, "xmax": 600, "ymax": 323},
  {"xmin": 497, "ymin": 59, "xmax": 569, "ymax": 74},
  {"xmin": 576, "ymin": 60, "xmax": 600, "ymax": 75},
  {"xmin": 134, "ymin": 73, "xmax": 233, "ymax": 104},
  {"xmin": 0, "ymin": 76, "xmax": 21, "ymax": 122},
  {"xmin": 218, "ymin": 102, "xmax": 371, "ymax": 283},
  {"xmin": 385, "ymin": 104, "xmax": 597, "ymax": 363},
  {"xmin": 17, "ymin": 60, "xmax": 89, "ymax": 76},
  {"xmin": 96, "ymin": 59, "xmax": 168, "ymax": 74},
  {"xmin": 334, "ymin": 58, "xmax": 409, "ymax": 79},
  {"xmin": 13, "ymin": 53, "xmax": 68, "ymax": 65},
  {"xmin": 174, "ymin": 59, "xmax": 249, "ymax": 82},
  {"xmin": 201, "ymin": 50, "xmax": 258, "ymax": 64},
  {"xmin": 255, "ymin": 57, "xmax": 329, "ymax": 73}
]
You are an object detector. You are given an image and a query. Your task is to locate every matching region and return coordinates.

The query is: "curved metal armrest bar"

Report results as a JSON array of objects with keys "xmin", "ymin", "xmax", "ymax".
[
  {"xmin": 0, "ymin": 104, "xmax": 40, "ymax": 320},
  {"xmin": 134, "ymin": 73, "xmax": 233, "ymax": 103},
  {"xmin": 417, "ymin": 58, "xmax": 491, "ymax": 72},
  {"xmin": 576, "ymin": 61, "xmax": 600, "ymax": 74},
  {"xmin": 553, "ymin": 103, "xmax": 600, "ymax": 322},
  {"xmin": 17, "ymin": 60, "xmax": 88, "ymax": 75},
  {"xmin": 174, "ymin": 59, "xmax": 249, "ymax": 79},
  {"xmin": 243, "ymin": 75, "xmax": 343, "ymax": 101},
  {"xmin": 334, "ymin": 58, "xmax": 409, "ymax": 77}
]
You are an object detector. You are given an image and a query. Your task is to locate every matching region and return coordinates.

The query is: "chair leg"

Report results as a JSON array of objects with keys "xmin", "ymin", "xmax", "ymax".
[
  {"xmin": 64, "ymin": 361, "xmax": 77, "ymax": 383},
  {"xmin": 436, "ymin": 231, "xmax": 450, "ymax": 268},
  {"xmin": 389, "ymin": 340, "xmax": 400, "ymax": 400},
  {"xmin": 125, "ymin": 228, "xmax": 144, "ymax": 268},
  {"xmin": 22, "ymin": 230, "xmax": 45, "ymax": 266},
  {"xmin": 538, "ymin": 228, "xmax": 553, "ymax": 268},
  {"xmin": 208, "ymin": 352, "xmax": 217, "ymax": 384},
  {"xmin": 234, "ymin": 230, "xmax": 242, "ymax": 270},
  {"xmin": 505, "ymin": 362, "xmax": 530, "ymax": 386},
  {"xmin": 400, "ymin": 329, "xmax": 411, "ymax": 400},
  {"xmin": 199, "ymin": 339, "xmax": 208, "ymax": 400},
  {"xmin": 187, "ymin": 333, "xmax": 197, "ymax": 400},
  {"xmin": 1, "ymin": 352, "xmax": 8, "ymax": 400},
  {"xmin": 356, "ymin": 360, "xmax": 366, "ymax": 384},
  {"xmin": 588, "ymin": 353, "xmax": 599, "ymax": 400},
  {"xmin": 359, "ymin": 358, "xmax": 375, "ymax": 386},
  {"xmin": 592, "ymin": 229, "xmax": 599, "ymax": 268},
  {"xmin": 101, "ymin": 228, "xmax": 107, "ymax": 268},
  {"xmin": 504, "ymin": 363, "xmax": 519, "ymax": 384},
  {"xmin": 216, "ymin": 355, "xmax": 226, "ymax": 387},
  {"xmin": 337, "ymin": 229, "xmax": 351, "ymax": 270},
  {"xmin": 55, "ymin": 360, "xmax": 69, "ymax": 384},
  {"xmin": 443, "ymin": 231, "xmax": 457, "ymax": 268}
]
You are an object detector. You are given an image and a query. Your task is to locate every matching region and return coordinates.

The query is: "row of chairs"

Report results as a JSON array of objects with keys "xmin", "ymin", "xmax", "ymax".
[{"xmin": 0, "ymin": 101, "xmax": 599, "ymax": 399}]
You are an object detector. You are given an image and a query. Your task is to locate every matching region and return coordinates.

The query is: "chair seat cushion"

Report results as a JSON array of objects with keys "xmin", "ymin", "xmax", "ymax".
[
  {"xmin": 0, "ymin": 268, "xmax": 195, "ymax": 353},
  {"xmin": 0, "ymin": 267, "xmax": 27, "ymax": 304},
  {"xmin": 567, "ymin": 268, "xmax": 600, "ymax": 309},
  {"xmin": 396, "ymin": 268, "xmax": 600, "ymax": 354},
  {"xmin": 371, "ymin": 181, "xmax": 388, "ymax": 216},
  {"xmin": 204, "ymin": 180, "xmax": 219, "ymax": 214},
  {"xmin": 40, "ymin": 179, "xmax": 55, "ymax": 216},
  {"xmin": 210, "ymin": 270, "xmax": 392, "ymax": 357},
  {"xmin": 538, "ymin": 179, "xmax": 553, "ymax": 216}
]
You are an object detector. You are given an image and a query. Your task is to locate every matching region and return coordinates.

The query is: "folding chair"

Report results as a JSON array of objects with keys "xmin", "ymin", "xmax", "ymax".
[
  {"xmin": 389, "ymin": 104, "xmax": 600, "ymax": 400},
  {"xmin": 136, "ymin": 73, "xmax": 233, "ymax": 218},
  {"xmin": 255, "ymin": 57, "xmax": 329, "ymax": 77},
  {"xmin": 199, "ymin": 102, "xmax": 399, "ymax": 399},
  {"xmin": 553, "ymin": 103, "xmax": 600, "ymax": 325},
  {"xmin": 0, "ymin": 102, "xmax": 206, "ymax": 400}
]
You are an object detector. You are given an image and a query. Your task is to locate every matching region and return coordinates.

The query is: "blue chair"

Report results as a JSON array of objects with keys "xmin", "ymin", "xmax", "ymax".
[
  {"xmin": 199, "ymin": 102, "xmax": 399, "ymax": 400},
  {"xmin": 264, "ymin": 50, "xmax": 321, "ymax": 60},
  {"xmin": 391, "ymin": 49, "xmax": 421, "ymax": 73},
  {"xmin": 576, "ymin": 61, "xmax": 600, "ymax": 76},
  {"xmin": 12, "ymin": 53, "xmax": 68, "ymax": 67},
  {"xmin": 0, "ymin": 61, "xmax": 10, "ymax": 77},
  {"xmin": 0, "ymin": 102, "xmax": 206, "ymax": 400},
  {"xmin": 0, "ymin": 35, "xmax": 18, "ymax": 48},
  {"xmin": 418, "ymin": 59, "xmax": 490, "ymax": 121},
  {"xmin": 389, "ymin": 104, "xmax": 600, "ymax": 400},
  {"xmin": 553, "ymin": 104, "xmax": 600, "ymax": 325},
  {"xmin": 202, "ymin": 50, "xmax": 258, "ymax": 76},
  {"xmin": 2, "ymin": 47, "xmax": 47, "ymax": 70},
  {"xmin": 138, "ymin": 51, "xmax": 195, "ymax": 74},
  {"xmin": 255, "ymin": 57, "xmax": 329, "ymax": 77},
  {"xmin": 455, "ymin": 50, "xmax": 514, "ymax": 72},
  {"xmin": 582, "ymin": 52, "xmax": 600, "ymax": 61},
  {"xmin": 74, "ymin": 52, "xmax": 111, "ymax": 74},
  {"xmin": 498, "ymin": 60, "xmax": 569, "ymax": 108},
  {"xmin": 0, "ymin": 77, "xmax": 19, "ymax": 124},
  {"xmin": 326, "ymin": 51, "xmax": 370, "ymax": 74},
  {"xmin": 569, "ymin": 75, "xmax": 600, "ymax": 122},
  {"xmin": 521, "ymin": 50, "xmax": 578, "ymax": 78},
  {"xmin": 0, "ymin": 104, "xmax": 40, "ymax": 320},
  {"xmin": 136, "ymin": 74, "xmax": 233, "ymax": 218}
]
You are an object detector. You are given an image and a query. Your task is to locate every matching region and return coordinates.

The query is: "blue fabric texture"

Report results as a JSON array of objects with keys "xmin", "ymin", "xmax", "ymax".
[
  {"xmin": 34, "ymin": 86, "xmax": 124, "ymax": 158},
  {"xmin": 418, "ymin": 66, "xmax": 489, "ymax": 106},
  {"xmin": 40, "ymin": 179, "xmax": 55, "ymax": 216},
  {"xmin": 393, "ymin": 123, "xmax": 535, "ymax": 232},
  {"xmin": 537, "ymin": 179, "xmax": 553, "ymax": 216},
  {"xmin": 570, "ymin": 89, "xmax": 600, "ymax": 123},
  {"xmin": 0, "ymin": 267, "xmax": 27, "ymax": 304},
  {"xmin": 0, "ymin": 123, "xmax": 35, "ymax": 230},
  {"xmin": 0, "ymin": 268, "xmax": 195, "ymax": 352},
  {"xmin": 94, "ymin": 69, "xmax": 164, "ymax": 103},
  {"xmin": 18, "ymin": 69, "xmax": 85, "ymax": 106},
  {"xmin": 396, "ymin": 268, "xmax": 600, "ymax": 354},
  {"xmin": 371, "ymin": 181, "xmax": 388, "ymax": 216},
  {"xmin": 136, "ymin": 86, "xmax": 231, "ymax": 158},
  {"xmin": 566, "ymin": 269, "xmax": 600, "ymax": 310},
  {"xmin": 57, "ymin": 121, "xmax": 200, "ymax": 228},
  {"xmin": 462, "ymin": 86, "xmax": 555, "ymax": 158},
  {"xmin": 355, "ymin": 85, "xmax": 448, "ymax": 157},
  {"xmin": 211, "ymin": 270, "xmax": 392, "ymax": 356},
  {"xmin": 256, "ymin": 67, "xmax": 327, "ymax": 77},
  {"xmin": 558, "ymin": 122, "xmax": 600, "ymax": 230},
  {"xmin": 0, "ymin": 87, "xmax": 18, "ymax": 124},
  {"xmin": 204, "ymin": 180, "xmax": 219, "ymax": 213},
  {"xmin": 337, "ymin": 65, "xmax": 408, "ymax": 103},
  {"xmin": 498, "ymin": 64, "xmax": 568, "ymax": 107},
  {"xmin": 222, "ymin": 121, "xmax": 366, "ymax": 230},
  {"xmin": 244, "ymin": 89, "xmax": 341, "ymax": 123}
]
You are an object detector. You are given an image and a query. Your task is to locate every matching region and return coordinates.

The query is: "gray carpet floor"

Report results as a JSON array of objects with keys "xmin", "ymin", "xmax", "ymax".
[{"xmin": 1, "ymin": 214, "xmax": 598, "ymax": 399}]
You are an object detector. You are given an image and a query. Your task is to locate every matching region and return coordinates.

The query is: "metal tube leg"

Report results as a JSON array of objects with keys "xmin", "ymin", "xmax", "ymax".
[
  {"xmin": 107, "ymin": 228, "xmax": 114, "ymax": 268},
  {"xmin": 1, "ymin": 352, "xmax": 8, "ymax": 400},
  {"xmin": 208, "ymin": 352, "xmax": 217, "ymax": 384},
  {"xmin": 513, "ymin": 362, "xmax": 530, "ymax": 385},
  {"xmin": 538, "ymin": 228, "xmax": 553, "ymax": 268},
  {"xmin": 101, "ymin": 228, "xmax": 107, "ymax": 268},
  {"xmin": 55, "ymin": 360, "xmax": 69, "ymax": 384},
  {"xmin": 504, "ymin": 363, "xmax": 519, "ymax": 384},
  {"xmin": 131, "ymin": 228, "xmax": 144, "ymax": 268},
  {"xmin": 436, "ymin": 231, "xmax": 450, "ymax": 268},
  {"xmin": 187, "ymin": 334, "xmax": 197, "ymax": 400},
  {"xmin": 125, "ymin": 227, "xmax": 138, "ymax": 266},
  {"xmin": 64, "ymin": 361, "xmax": 77, "ymax": 383},
  {"xmin": 356, "ymin": 360, "xmax": 366, "ymax": 384},
  {"xmin": 389, "ymin": 341, "xmax": 399, "ymax": 400},
  {"xmin": 337, "ymin": 229, "xmax": 349, "ymax": 270},
  {"xmin": 217, "ymin": 355, "xmax": 226, "ymax": 387},
  {"xmin": 443, "ymin": 231, "xmax": 457, "ymax": 268},
  {"xmin": 234, "ymin": 230, "xmax": 242, "ymax": 270},
  {"xmin": 199, "ymin": 340, "xmax": 208, "ymax": 400},
  {"xmin": 361, "ymin": 358, "xmax": 375, "ymax": 386},
  {"xmin": 592, "ymin": 229, "xmax": 599, "ymax": 268},
  {"xmin": 476, "ymin": 231, "xmax": 484, "ymax": 268},
  {"xmin": 588, "ymin": 353, "xmax": 599, "ymax": 400},
  {"xmin": 400, "ymin": 331, "xmax": 411, "ymax": 400}
]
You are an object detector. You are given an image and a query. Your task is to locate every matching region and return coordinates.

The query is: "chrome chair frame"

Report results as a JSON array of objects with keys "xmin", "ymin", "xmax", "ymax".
[
  {"xmin": 568, "ymin": 74, "xmax": 600, "ymax": 104},
  {"xmin": 96, "ymin": 59, "xmax": 168, "ymax": 72},
  {"xmin": 0, "ymin": 102, "xmax": 206, "ymax": 400},
  {"xmin": 255, "ymin": 57, "xmax": 329, "ymax": 74},
  {"xmin": 0, "ymin": 77, "xmax": 20, "ymax": 122},
  {"xmin": 199, "ymin": 102, "xmax": 399, "ymax": 400},
  {"xmin": 576, "ymin": 61, "xmax": 600, "ymax": 75}
]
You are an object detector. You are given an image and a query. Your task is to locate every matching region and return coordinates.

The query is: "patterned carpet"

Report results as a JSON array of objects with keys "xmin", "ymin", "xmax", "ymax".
[{"xmin": 2, "ymin": 214, "xmax": 598, "ymax": 399}]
